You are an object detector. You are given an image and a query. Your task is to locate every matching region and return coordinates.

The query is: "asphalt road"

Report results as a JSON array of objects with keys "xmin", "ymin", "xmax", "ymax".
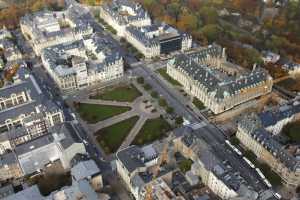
[{"xmin": 130, "ymin": 61, "xmax": 269, "ymax": 191}]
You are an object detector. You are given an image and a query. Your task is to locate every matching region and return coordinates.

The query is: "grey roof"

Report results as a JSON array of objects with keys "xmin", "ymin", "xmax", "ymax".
[
  {"xmin": 20, "ymin": 5, "xmax": 93, "ymax": 45},
  {"xmin": 2, "ymin": 185, "xmax": 43, "ymax": 200},
  {"xmin": 102, "ymin": 0, "xmax": 150, "ymax": 25},
  {"xmin": 259, "ymin": 102, "xmax": 300, "ymax": 128},
  {"xmin": 0, "ymin": 67, "xmax": 60, "ymax": 124},
  {"xmin": 41, "ymin": 34, "xmax": 122, "ymax": 78},
  {"xmin": 239, "ymin": 115, "xmax": 300, "ymax": 171},
  {"xmin": 126, "ymin": 23, "xmax": 190, "ymax": 48},
  {"xmin": 14, "ymin": 134, "xmax": 54, "ymax": 156},
  {"xmin": 0, "ymin": 184, "xmax": 14, "ymax": 199},
  {"xmin": 169, "ymin": 45, "xmax": 271, "ymax": 100},
  {"xmin": 55, "ymin": 122, "xmax": 81, "ymax": 149},
  {"xmin": 0, "ymin": 151, "xmax": 18, "ymax": 166},
  {"xmin": 116, "ymin": 145, "xmax": 146, "ymax": 173},
  {"xmin": 71, "ymin": 159, "xmax": 100, "ymax": 181},
  {"xmin": 180, "ymin": 127, "xmax": 252, "ymax": 192}
]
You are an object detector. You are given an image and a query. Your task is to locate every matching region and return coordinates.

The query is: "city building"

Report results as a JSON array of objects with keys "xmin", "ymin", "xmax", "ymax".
[
  {"xmin": 258, "ymin": 101, "xmax": 300, "ymax": 135},
  {"xmin": 0, "ymin": 27, "xmax": 22, "ymax": 63},
  {"xmin": 41, "ymin": 34, "xmax": 124, "ymax": 92},
  {"xmin": 0, "ymin": 152, "xmax": 23, "ymax": 181},
  {"xmin": 0, "ymin": 66, "xmax": 64, "ymax": 154},
  {"xmin": 71, "ymin": 158, "xmax": 103, "ymax": 191},
  {"xmin": 261, "ymin": 51, "xmax": 280, "ymax": 64},
  {"xmin": 173, "ymin": 126, "xmax": 276, "ymax": 200},
  {"xmin": 100, "ymin": 0, "xmax": 151, "ymax": 37},
  {"xmin": 15, "ymin": 122, "xmax": 86, "ymax": 176},
  {"xmin": 2, "ymin": 158, "xmax": 107, "ymax": 200},
  {"xmin": 237, "ymin": 114, "xmax": 300, "ymax": 187},
  {"xmin": 20, "ymin": 4, "xmax": 93, "ymax": 55},
  {"xmin": 167, "ymin": 45, "xmax": 273, "ymax": 114},
  {"xmin": 116, "ymin": 145, "xmax": 159, "ymax": 200},
  {"xmin": 124, "ymin": 23, "xmax": 192, "ymax": 58},
  {"xmin": 3, "ymin": 185, "xmax": 44, "ymax": 200}
]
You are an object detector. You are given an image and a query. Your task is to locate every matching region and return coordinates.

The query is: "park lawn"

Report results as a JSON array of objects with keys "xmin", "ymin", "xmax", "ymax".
[
  {"xmin": 192, "ymin": 98, "xmax": 205, "ymax": 110},
  {"xmin": 90, "ymin": 84, "xmax": 142, "ymax": 102},
  {"xmin": 95, "ymin": 116, "xmax": 139, "ymax": 154},
  {"xmin": 282, "ymin": 121, "xmax": 300, "ymax": 143},
  {"xmin": 132, "ymin": 117, "xmax": 171, "ymax": 145},
  {"xmin": 76, "ymin": 103, "xmax": 130, "ymax": 123},
  {"xmin": 157, "ymin": 68, "xmax": 182, "ymax": 87}
]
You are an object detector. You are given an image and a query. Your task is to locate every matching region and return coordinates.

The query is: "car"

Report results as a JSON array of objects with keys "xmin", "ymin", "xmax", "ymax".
[{"xmin": 82, "ymin": 139, "xmax": 88, "ymax": 145}]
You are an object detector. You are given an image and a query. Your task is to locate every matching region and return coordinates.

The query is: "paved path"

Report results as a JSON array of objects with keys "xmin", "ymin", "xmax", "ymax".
[
  {"xmin": 80, "ymin": 99, "xmax": 132, "ymax": 107},
  {"xmin": 88, "ymin": 94, "xmax": 160, "ymax": 132},
  {"xmin": 118, "ymin": 116, "xmax": 147, "ymax": 151},
  {"xmin": 89, "ymin": 109, "xmax": 137, "ymax": 132}
]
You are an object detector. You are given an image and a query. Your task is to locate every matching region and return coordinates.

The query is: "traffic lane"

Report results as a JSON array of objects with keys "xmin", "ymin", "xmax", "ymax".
[{"xmin": 132, "ymin": 66, "xmax": 197, "ymax": 122}]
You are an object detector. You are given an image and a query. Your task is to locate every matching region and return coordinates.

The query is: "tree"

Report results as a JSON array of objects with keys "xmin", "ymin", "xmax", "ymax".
[
  {"xmin": 166, "ymin": 106, "xmax": 174, "ymax": 114},
  {"xmin": 137, "ymin": 77, "xmax": 144, "ymax": 84},
  {"xmin": 177, "ymin": 13, "xmax": 198, "ymax": 32},
  {"xmin": 175, "ymin": 116, "xmax": 183, "ymax": 125},
  {"xmin": 199, "ymin": 6, "xmax": 218, "ymax": 24},
  {"xmin": 201, "ymin": 24, "xmax": 223, "ymax": 43},
  {"xmin": 158, "ymin": 98, "xmax": 167, "ymax": 107},
  {"xmin": 151, "ymin": 91, "xmax": 158, "ymax": 98}
]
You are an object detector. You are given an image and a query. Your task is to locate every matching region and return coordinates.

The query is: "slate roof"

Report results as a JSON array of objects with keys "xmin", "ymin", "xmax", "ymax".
[{"xmin": 169, "ymin": 45, "xmax": 271, "ymax": 100}]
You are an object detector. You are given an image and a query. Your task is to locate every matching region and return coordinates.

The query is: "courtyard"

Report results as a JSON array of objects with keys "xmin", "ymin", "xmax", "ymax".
[{"xmin": 71, "ymin": 81, "xmax": 172, "ymax": 155}]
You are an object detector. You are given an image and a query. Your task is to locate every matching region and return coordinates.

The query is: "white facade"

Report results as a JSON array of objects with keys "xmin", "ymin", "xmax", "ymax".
[
  {"xmin": 20, "ymin": 6, "xmax": 93, "ymax": 55},
  {"xmin": 100, "ymin": 0, "xmax": 151, "ymax": 37},
  {"xmin": 167, "ymin": 45, "xmax": 273, "ymax": 114},
  {"xmin": 41, "ymin": 36, "xmax": 124, "ymax": 92}
]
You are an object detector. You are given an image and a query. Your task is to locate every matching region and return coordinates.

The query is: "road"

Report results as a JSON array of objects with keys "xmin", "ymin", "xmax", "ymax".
[
  {"xmin": 130, "ymin": 61, "xmax": 269, "ymax": 191},
  {"xmin": 13, "ymin": 1, "xmax": 274, "ymax": 197}
]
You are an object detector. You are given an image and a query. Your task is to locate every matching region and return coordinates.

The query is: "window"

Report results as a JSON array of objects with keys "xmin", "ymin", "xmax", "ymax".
[{"xmin": 52, "ymin": 114, "xmax": 62, "ymax": 124}]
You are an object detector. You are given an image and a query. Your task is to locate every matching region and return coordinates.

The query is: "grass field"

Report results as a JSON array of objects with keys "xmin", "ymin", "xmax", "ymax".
[
  {"xmin": 76, "ymin": 103, "xmax": 130, "ymax": 123},
  {"xmin": 132, "ymin": 117, "xmax": 171, "ymax": 145},
  {"xmin": 90, "ymin": 84, "xmax": 141, "ymax": 102},
  {"xmin": 157, "ymin": 68, "xmax": 182, "ymax": 86},
  {"xmin": 192, "ymin": 98, "xmax": 205, "ymax": 110},
  {"xmin": 178, "ymin": 159, "xmax": 193, "ymax": 173},
  {"xmin": 95, "ymin": 116, "xmax": 139, "ymax": 154}
]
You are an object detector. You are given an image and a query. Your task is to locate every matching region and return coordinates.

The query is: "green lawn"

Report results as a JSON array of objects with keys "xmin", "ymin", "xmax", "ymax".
[
  {"xmin": 192, "ymin": 98, "xmax": 205, "ymax": 110},
  {"xmin": 157, "ymin": 68, "xmax": 182, "ymax": 86},
  {"xmin": 281, "ymin": 121, "xmax": 300, "ymax": 143},
  {"xmin": 132, "ymin": 117, "xmax": 171, "ymax": 145},
  {"xmin": 178, "ymin": 159, "xmax": 193, "ymax": 173},
  {"xmin": 76, "ymin": 103, "xmax": 130, "ymax": 123},
  {"xmin": 90, "ymin": 84, "xmax": 142, "ymax": 102},
  {"xmin": 95, "ymin": 116, "xmax": 139, "ymax": 154}
]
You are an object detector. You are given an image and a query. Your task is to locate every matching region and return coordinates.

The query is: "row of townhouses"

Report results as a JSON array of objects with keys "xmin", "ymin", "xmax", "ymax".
[
  {"xmin": 100, "ymin": 0, "xmax": 192, "ymax": 58},
  {"xmin": 237, "ymin": 112, "xmax": 300, "ymax": 187},
  {"xmin": 0, "ymin": 66, "xmax": 64, "ymax": 153},
  {"xmin": 167, "ymin": 45, "xmax": 273, "ymax": 114},
  {"xmin": 116, "ymin": 126, "xmax": 277, "ymax": 200}
]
